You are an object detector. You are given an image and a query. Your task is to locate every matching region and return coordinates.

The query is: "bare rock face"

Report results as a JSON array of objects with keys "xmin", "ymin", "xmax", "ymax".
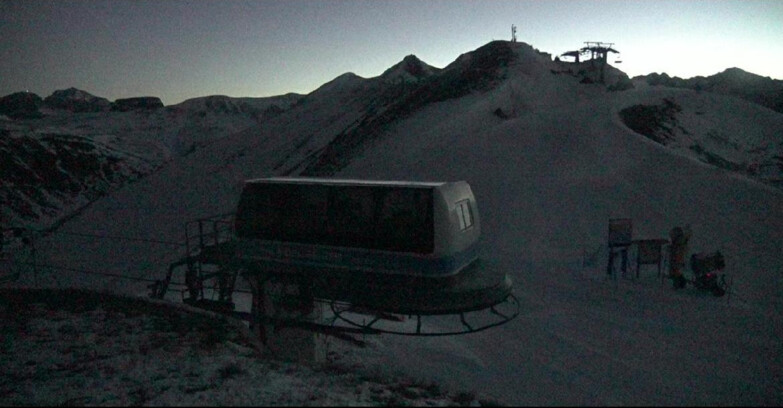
[
  {"xmin": 44, "ymin": 88, "xmax": 111, "ymax": 112},
  {"xmin": 0, "ymin": 130, "xmax": 157, "ymax": 223},
  {"xmin": 0, "ymin": 92, "xmax": 43, "ymax": 119},
  {"xmin": 111, "ymin": 97, "xmax": 164, "ymax": 112}
]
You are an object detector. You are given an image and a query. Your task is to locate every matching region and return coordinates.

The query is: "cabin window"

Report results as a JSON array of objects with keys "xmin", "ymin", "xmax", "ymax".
[
  {"xmin": 456, "ymin": 199, "xmax": 473, "ymax": 231},
  {"xmin": 329, "ymin": 186, "xmax": 376, "ymax": 248},
  {"xmin": 376, "ymin": 187, "xmax": 433, "ymax": 253},
  {"xmin": 237, "ymin": 183, "xmax": 434, "ymax": 253}
]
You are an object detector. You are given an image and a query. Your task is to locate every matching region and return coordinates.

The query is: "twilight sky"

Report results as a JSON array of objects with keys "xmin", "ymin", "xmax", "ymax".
[{"xmin": 2, "ymin": 0, "xmax": 782, "ymax": 105}]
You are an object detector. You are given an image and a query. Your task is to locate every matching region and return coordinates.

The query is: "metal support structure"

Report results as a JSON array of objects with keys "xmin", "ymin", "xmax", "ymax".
[
  {"xmin": 157, "ymin": 214, "xmax": 240, "ymax": 310},
  {"xmin": 329, "ymin": 293, "xmax": 520, "ymax": 337},
  {"xmin": 607, "ymin": 218, "xmax": 632, "ymax": 278},
  {"xmin": 149, "ymin": 212, "xmax": 521, "ymax": 362},
  {"xmin": 560, "ymin": 41, "xmax": 620, "ymax": 83}
]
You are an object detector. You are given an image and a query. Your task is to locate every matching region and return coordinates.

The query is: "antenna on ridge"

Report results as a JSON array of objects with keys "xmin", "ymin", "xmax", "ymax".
[{"xmin": 511, "ymin": 24, "xmax": 517, "ymax": 42}]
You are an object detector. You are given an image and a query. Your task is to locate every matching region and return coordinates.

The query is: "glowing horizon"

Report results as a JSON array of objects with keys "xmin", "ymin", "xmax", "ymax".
[{"xmin": 1, "ymin": 0, "xmax": 781, "ymax": 105}]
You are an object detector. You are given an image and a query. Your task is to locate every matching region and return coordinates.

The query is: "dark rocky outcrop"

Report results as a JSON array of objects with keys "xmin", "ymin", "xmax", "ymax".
[
  {"xmin": 0, "ymin": 130, "xmax": 154, "ymax": 222},
  {"xmin": 619, "ymin": 98, "xmax": 760, "ymax": 177},
  {"xmin": 619, "ymin": 98, "xmax": 683, "ymax": 145},
  {"xmin": 111, "ymin": 97, "xmax": 164, "ymax": 112},
  {"xmin": 0, "ymin": 92, "xmax": 43, "ymax": 119}
]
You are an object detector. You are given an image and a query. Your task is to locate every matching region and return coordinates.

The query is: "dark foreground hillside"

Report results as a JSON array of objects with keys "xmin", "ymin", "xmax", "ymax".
[{"xmin": 0, "ymin": 288, "xmax": 496, "ymax": 406}]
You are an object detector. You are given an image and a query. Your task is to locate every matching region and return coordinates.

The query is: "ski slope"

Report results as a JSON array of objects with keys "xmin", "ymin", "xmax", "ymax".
[{"xmin": 332, "ymin": 72, "xmax": 783, "ymax": 405}]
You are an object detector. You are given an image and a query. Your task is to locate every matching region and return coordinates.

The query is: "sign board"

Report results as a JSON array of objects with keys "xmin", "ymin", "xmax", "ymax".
[{"xmin": 608, "ymin": 218, "xmax": 632, "ymax": 248}]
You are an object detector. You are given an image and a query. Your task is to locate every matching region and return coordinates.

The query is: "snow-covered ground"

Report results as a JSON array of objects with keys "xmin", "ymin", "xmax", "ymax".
[
  {"xmin": 332, "ymin": 65, "xmax": 783, "ymax": 405},
  {"xmin": 2, "ymin": 41, "xmax": 782, "ymax": 405},
  {"xmin": 0, "ymin": 288, "xmax": 492, "ymax": 406}
]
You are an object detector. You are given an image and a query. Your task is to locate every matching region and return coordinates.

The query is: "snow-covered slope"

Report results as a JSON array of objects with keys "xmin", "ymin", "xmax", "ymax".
[
  {"xmin": 618, "ymin": 88, "xmax": 783, "ymax": 187},
  {"xmin": 333, "ymin": 45, "xmax": 783, "ymax": 406},
  {"xmin": 635, "ymin": 67, "xmax": 783, "ymax": 114},
  {"xmin": 4, "ymin": 40, "xmax": 782, "ymax": 405},
  {"xmin": 0, "ymin": 91, "xmax": 301, "ymax": 230}
]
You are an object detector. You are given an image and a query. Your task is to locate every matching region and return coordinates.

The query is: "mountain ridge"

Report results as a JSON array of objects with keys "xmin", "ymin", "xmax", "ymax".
[
  {"xmin": 2, "ymin": 40, "xmax": 781, "ymax": 231},
  {"xmin": 633, "ymin": 67, "xmax": 783, "ymax": 113}
]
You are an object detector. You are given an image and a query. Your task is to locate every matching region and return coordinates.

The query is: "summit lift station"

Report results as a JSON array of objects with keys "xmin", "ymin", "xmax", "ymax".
[{"xmin": 160, "ymin": 177, "xmax": 518, "ymax": 358}]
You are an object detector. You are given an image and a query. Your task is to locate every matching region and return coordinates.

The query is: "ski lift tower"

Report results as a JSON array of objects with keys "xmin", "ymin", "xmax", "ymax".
[
  {"xmin": 581, "ymin": 42, "xmax": 619, "ymax": 62},
  {"xmin": 580, "ymin": 41, "xmax": 620, "ymax": 83},
  {"xmin": 511, "ymin": 25, "xmax": 517, "ymax": 42}
]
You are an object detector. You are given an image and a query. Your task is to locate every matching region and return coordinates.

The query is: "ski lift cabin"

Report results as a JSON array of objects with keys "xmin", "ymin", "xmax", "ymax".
[
  {"xmin": 235, "ymin": 177, "xmax": 480, "ymax": 278},
  {"xmin": 234, "ymin": 177, "xmax": 513, "ymax": 316}
]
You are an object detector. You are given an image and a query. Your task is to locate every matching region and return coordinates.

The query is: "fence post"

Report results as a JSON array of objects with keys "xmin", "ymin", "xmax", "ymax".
[{"xmin": 198, "ymin": 220, "xmax": 204, "ymax": 252}]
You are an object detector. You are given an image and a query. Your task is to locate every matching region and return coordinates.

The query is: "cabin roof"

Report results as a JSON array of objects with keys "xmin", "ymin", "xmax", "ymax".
[{"xmin": 244, "ymin": 177, "xmax": 448, "ymax": 188}]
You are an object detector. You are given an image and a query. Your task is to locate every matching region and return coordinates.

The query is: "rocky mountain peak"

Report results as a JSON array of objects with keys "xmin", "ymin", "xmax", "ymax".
[
  {"xmin": 0, "ymin": 91, "xmax": 44, "ymax": 119},
  {"xmin": 44, "ymin": 88, "xmax": 111, "ymax": 112},
  {"xmin": 380, "ymin": 54, "xmax": 438, "ymax": 83}
]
